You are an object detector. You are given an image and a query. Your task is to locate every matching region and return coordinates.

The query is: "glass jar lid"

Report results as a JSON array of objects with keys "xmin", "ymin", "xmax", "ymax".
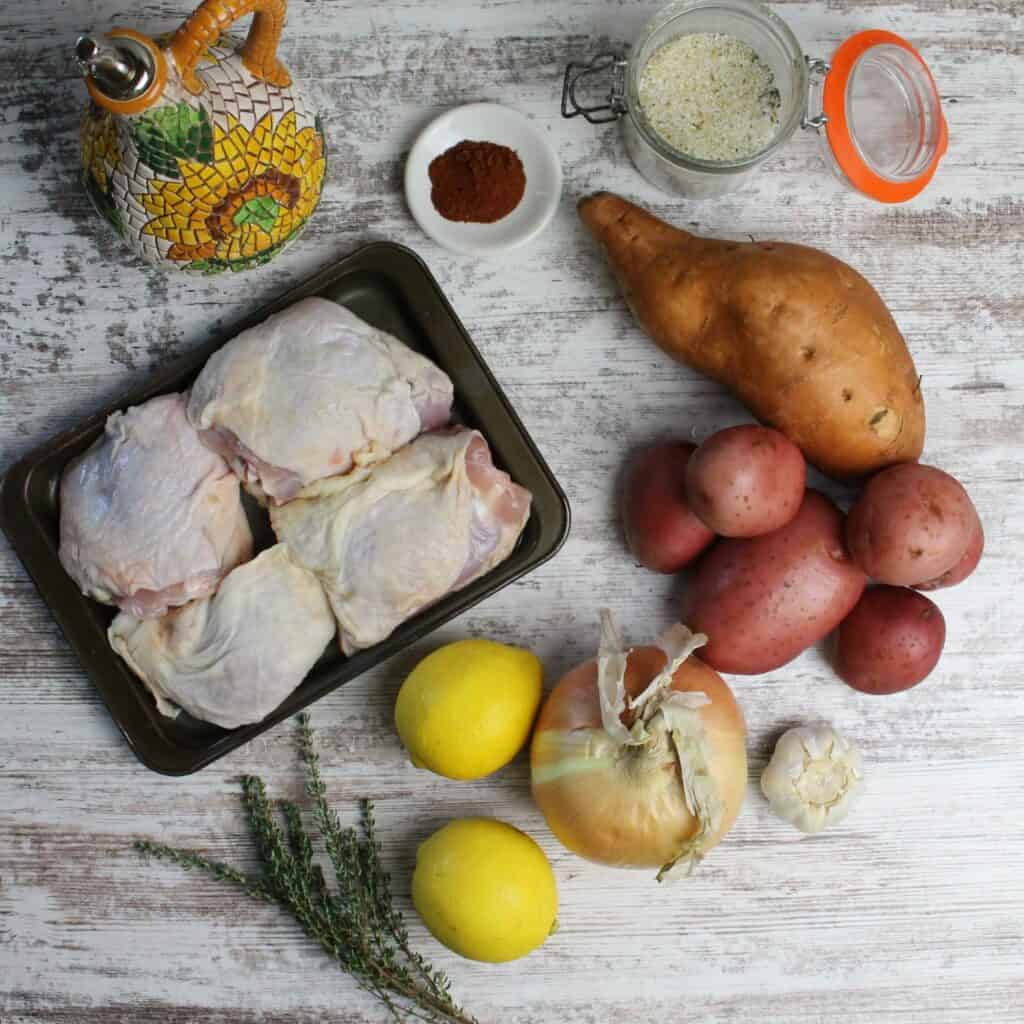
[{"xmin": 822, "ymin": 30, "xmax": 947, "ymax": 202}]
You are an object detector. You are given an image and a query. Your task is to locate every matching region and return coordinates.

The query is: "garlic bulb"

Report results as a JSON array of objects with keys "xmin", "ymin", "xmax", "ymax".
[{"xmin": 760, "ymin": 724, "xmax": 864, "ymax": 834}]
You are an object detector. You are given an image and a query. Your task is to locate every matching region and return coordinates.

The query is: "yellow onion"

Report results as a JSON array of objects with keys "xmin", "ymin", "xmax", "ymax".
[{"xmin": 530, "ymin": 611, "xmax": 747, "ymax": 880}]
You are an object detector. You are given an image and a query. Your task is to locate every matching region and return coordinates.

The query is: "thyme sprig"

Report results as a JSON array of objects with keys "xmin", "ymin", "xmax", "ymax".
[{"xmin": 134, "ymin": 713, "xmax": 478, "ymax": 1024}]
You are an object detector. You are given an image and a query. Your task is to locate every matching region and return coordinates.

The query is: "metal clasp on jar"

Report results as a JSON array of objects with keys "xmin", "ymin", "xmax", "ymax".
[
  {"xmin": 561, "ymin": 53, "xmax": 628, "ymax": 124},
  {"xmin": 802, "ymin": 56, "xmax": 831, "ymax": 131}
]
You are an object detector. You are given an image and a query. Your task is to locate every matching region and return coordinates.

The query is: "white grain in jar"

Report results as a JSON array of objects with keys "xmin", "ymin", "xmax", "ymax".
[{"xmin": 638, "ymin": 32, "xmax": 781, "ymax": 162}]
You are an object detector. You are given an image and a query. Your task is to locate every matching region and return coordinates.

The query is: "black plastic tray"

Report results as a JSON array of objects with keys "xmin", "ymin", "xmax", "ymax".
[{"xmin": 0, "ymin": 243, "xmax": 570, "ymax": 775}]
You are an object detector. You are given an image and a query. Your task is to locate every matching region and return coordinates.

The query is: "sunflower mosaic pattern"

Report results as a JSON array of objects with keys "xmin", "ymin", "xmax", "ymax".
[
  {"xmin": 139, "ymin": 111, "xmax": 325, "ymax": 271},
  {"xmin": 81, "ymin": 107, "xmax": 125, "ymax": 235},
  {"xmin": 79, "ymin": 40, "xmax": 325, "ymax": 272}
]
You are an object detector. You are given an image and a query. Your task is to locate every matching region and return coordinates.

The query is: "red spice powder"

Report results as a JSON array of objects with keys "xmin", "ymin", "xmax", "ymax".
[{"xmin": 428, "ymin": 140, "xmax": 526, "ymax": 224}]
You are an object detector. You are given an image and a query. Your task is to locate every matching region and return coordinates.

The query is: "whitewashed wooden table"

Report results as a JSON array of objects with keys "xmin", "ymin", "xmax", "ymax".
[{"xmin": 2, "ymin": 1, "xmax": 1022, "ymax": 1021}]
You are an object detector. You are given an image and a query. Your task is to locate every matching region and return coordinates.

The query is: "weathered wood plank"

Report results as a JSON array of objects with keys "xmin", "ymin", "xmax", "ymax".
[{"xmin": 1, "ymin": 1, "xmax": 1022, "ymax": 1022}]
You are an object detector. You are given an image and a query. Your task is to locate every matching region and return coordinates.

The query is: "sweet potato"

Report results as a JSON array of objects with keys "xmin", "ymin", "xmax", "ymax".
[
  {"xmin": 682, "ymin": 490, "xmax": 867, "ymax": 675},
  {"xmin": 578, "ymin": 192, "xmax": 925, "ymax": 480}
]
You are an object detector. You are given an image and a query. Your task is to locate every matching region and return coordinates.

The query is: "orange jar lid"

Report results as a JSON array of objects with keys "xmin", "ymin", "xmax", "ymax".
[{"xmin": 823, "ymin": 30, "xmax": 948, "ymax": 203}]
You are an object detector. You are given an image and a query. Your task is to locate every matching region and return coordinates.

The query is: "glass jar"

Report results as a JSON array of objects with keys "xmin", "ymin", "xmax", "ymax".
[{"xmin": 562, "ymin": 0, "xmax": 947, "ymax": 202}]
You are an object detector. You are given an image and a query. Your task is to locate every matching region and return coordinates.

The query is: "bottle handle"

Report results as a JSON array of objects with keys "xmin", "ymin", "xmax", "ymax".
[{"xmin": 169, "ymin": 0, "xmax": 291, "ymax": 95}]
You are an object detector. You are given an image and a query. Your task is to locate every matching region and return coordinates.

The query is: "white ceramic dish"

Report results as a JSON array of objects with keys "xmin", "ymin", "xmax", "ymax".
[{"xmin": 405, "ymin": 103, "xmax": 562, "ymax": 258}]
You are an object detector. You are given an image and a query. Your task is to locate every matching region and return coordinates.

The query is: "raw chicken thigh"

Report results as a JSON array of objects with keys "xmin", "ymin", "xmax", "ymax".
[
  {"xmin": 109, "ymin": 545, "xmax": 335, "ymax": 729},
  {"xmin": 59, "ymin": 393, "xmax": 253, "ymax": 619},
  {"xmin": 272, "ymin": 428, "xmax": 531, "ymax": 653},
  {"xmin": 187, "ymin": 297, "xmax": 454, "ymax": 503}
]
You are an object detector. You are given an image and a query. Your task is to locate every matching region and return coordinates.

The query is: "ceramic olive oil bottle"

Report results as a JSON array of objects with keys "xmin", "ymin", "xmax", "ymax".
[{"xmin": 76, "ymin": 0, "xmax": 325, "ymax": 272}]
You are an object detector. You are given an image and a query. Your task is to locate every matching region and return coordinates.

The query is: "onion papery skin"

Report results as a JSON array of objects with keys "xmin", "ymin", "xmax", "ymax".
[{"xmin": 530, "ymin": 647, "xmax": 747, "ymax": 868}]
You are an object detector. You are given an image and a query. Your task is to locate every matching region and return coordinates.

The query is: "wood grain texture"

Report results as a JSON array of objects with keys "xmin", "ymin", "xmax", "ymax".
[{"xmin": 1, "ymin": 1, "xmax": 1022, "ymax": 1022}]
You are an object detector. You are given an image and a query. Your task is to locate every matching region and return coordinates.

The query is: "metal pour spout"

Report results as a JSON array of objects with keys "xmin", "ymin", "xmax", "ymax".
[{"xmin": 75, "ymin": 34, "xmax": 155, "ymax": 101}]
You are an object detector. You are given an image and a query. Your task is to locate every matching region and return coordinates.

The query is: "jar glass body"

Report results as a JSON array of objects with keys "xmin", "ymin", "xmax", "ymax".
[{"xmin": 622, "ymin": 0, "xmax": 806, "ymax": 198}]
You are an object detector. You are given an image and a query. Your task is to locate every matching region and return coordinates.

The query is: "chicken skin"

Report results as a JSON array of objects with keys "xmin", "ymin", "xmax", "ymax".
[
  {"xmin": 271, "ymin": 428, "xmax": 531, "ymax": 653},
  {"xmin": 187, "ymin": 297, "xmax": 454, "ymax": 504},
  {"xmin": 109, "ymin": 544, "xmax": 335, "ymax": 729},
  {"xmin": 59, "ymin": 393, "xmax": 253, "ymax": 619}
]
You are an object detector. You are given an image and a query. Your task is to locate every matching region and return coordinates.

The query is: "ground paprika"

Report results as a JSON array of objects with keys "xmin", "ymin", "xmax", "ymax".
[{"xmin": 428, "ymin": 140, "xmax": 526, "ymax": 224}]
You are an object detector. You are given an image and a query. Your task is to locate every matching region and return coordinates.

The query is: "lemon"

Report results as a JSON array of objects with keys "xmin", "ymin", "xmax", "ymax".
[
  {"xmin": 395, "ymin": 639, "xmax": 542, "ymax": 780},
  {"xmin": 412, "ymin": 818, "xmax": 558, "ymax": 963}
]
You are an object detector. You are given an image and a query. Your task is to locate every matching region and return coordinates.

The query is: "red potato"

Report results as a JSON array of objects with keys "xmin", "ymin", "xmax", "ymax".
[
  {"xmin": 682, "ymin": 490, "xmax": 867, "ymax": 675},
  {"xmin": 834, "ymin": 586, "xmax": 945, "ymax": 694},
  {"xmin": 913, "ymin": 506, "xmax": 984, "ymax": 590},
  {"xmin": 685, "ymin": 425, "xmax": 806, "ymax": 537},
  {"xmin": 622, "ymin": 442, "xmax": 716, "ymax": 573},
  {"xmin": 846, "ymin": 463, "xmax": 978, "ymax": 586}
]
